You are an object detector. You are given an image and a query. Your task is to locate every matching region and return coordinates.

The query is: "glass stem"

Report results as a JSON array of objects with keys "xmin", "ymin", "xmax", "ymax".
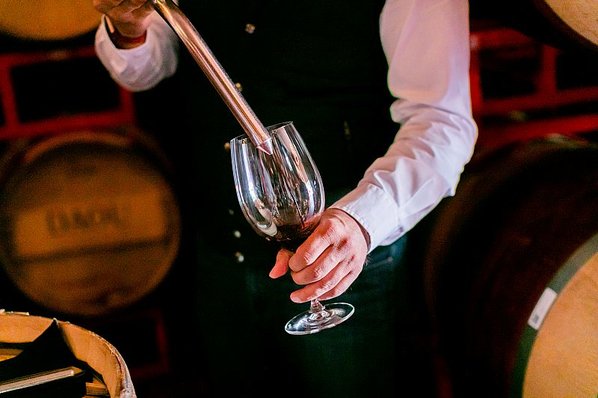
[
  {"xmin": 309, "ymin": 299, "xmax": 325, "ymax": 313},
  {"xmin": 307, "ymin": 299, "xmax": 330, "ymax": 322}
]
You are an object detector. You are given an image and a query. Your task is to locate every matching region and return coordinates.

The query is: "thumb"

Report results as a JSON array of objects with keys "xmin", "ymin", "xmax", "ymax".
[{"xmin": 269, "ymin": 249, "xmax": 292, "ymax": 279}]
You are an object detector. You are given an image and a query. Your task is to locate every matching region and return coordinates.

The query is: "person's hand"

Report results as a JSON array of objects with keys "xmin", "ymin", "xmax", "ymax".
[
  {"xmin": 269, "ymin": 208, "xmax": 369, "ymax": 303},
  {"xmin": 93, "ymin": 0, "xmax": 155, "ymax": 39}
]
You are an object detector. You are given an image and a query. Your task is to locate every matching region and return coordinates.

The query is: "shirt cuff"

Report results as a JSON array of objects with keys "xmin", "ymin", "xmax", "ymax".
[
  {"xmin": 330, "ymin": 184, "xmax": 402, "ymax": 253},
  {"xmin": 95, "ymin": 15, "xmax": 150, "ymax": 74}
]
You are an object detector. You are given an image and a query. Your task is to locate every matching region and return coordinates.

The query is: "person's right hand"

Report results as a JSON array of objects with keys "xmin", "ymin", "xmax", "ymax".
[{"xmin": 92, "ymin": 0, "xmax": 155, "ymax": 38}]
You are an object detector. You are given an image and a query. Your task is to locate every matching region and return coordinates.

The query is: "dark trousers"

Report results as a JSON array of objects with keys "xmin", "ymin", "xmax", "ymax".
[{"xmin": 189, "ymin": 234, "xmax": 436, "ymax": 397}]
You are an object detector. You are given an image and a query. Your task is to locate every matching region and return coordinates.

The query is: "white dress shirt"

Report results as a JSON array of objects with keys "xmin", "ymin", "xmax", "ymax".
[{"xmin": 95, "ymin": 0, "xmax": 478, "ymax": 252}]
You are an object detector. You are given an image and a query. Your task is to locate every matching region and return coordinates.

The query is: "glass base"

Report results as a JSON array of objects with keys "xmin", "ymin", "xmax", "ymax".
[{"xmin": 284, "ymin": 302, "xmax": 355, "ymax": 335}]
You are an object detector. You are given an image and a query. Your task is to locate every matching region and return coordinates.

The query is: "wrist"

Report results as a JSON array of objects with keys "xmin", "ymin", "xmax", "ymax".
[{"xmin": 103, "ymin": 15, "xmax": 147, "ymax": 50}]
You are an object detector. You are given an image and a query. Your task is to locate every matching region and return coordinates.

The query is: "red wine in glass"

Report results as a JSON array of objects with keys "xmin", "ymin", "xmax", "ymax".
[{"xmin": 230, "ymin": 121, "xmax": 355, "ymax": 335}]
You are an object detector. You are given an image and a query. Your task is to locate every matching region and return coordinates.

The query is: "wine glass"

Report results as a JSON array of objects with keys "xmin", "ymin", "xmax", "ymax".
[{"xmin": 230, "ymin": 121, "xmax": 355, "ymax": 335}]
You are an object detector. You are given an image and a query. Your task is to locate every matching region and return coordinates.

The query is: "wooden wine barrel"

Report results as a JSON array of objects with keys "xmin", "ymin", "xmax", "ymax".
[
  {"xmin": 518, "ymin": 234, "xmax": 598, "ymax": 397},
  {"xmin": 470, "ymin": 0, "xmax": 598, "ymax": 53},
  {"xmin": 0, "ymin": 310, "xmax": 136, "ymax": 397},
  {"xmin": 539, "ymin": 0, "xmax": 598, "ymax": 48},
  {"xmin": 0, "ymin": 127, "xmax": 181, "ymax": 317},
  {"xmin": 421, "ymin": 135, "xmax": 598, "ymax": 398},
  {"xmin": 0, "ymin": 0, "xmax": 100, "ymax": 41}
]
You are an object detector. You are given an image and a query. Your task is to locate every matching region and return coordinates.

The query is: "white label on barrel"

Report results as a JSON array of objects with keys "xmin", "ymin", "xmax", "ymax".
[
  {"xmin": 12, "ymin": 191, "xmax": 168, "ymax": 259},
  {"xmin": 527, "ymin": 287, "xmax": 557, "ymax": 330}
]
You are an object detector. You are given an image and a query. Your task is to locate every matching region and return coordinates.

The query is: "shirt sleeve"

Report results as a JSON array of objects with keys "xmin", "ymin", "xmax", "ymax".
[
  {"xmin": 94, "ymin": 12, "xmax": 179, "ymax": 91},
  {"xmin": 331, "ymin": 0, "xmax": 478, "ymax": 251}
]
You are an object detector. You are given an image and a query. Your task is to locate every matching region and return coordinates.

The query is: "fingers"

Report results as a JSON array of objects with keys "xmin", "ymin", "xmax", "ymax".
[
  {"xmin": 286, "ymin": 208, "xmax": 368, "ymax": 303},
  {"xmin": 269, "ymin": 249, "xmax": 292, "ymax": 279},
  {"xmin": 312, "ymin": 270, "xmax": 358, "ymax": 301},
  {"xmin": 286, "ymin": 224, "xmax": 332, "ymax": 273},
  {"xmin": 93, "ymin": 0, "xmax": 154, "ymax": 31},
  {"xmin": 94, "ymin": 0, "xmax": 147, "ymax": 13},
  {"xmin": 93, "ymin": 0, "xmax": 125, "ymax": 15},
  {"xmin": 289, "ymin": 259, "xmax": 361, "ymax": 303}
]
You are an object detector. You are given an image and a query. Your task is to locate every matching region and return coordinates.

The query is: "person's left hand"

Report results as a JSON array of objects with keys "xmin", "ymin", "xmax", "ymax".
[{"xmin": 269, "ymin": 208, "xmax": 369, "ymax": 303}]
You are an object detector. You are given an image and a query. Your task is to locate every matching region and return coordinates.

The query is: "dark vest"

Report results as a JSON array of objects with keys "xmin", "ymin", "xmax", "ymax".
[{"xmin": 172, "ymin": 0, "xmax": 397, "ymax": 253}]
